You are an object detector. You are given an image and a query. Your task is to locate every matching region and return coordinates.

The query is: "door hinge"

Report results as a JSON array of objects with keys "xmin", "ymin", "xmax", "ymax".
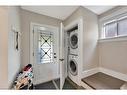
[
  {"xmin": 59, "ymin": 59, "xmax": 64, "ymax": 61},
  {"xmin": 33, "ymin": 52, "xmax": 34, "ymax": 56},
  {"xmin": 33, "ymin": 30, "xmax": 34, "ymax": 34}
]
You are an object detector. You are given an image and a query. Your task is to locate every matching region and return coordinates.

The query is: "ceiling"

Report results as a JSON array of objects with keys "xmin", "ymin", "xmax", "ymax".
[
  {"xmin": 85, "ymin": 6, "xmax": 115, "ymax": 15},
  {"xmin": 21, "ymin": 6, "xmax": 79, "ymax": 20},
  {"xmin": 21, "ymin": 6, "xmax": 115, "ymax": 20}
]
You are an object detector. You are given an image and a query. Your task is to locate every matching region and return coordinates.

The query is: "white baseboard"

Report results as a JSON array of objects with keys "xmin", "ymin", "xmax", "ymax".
[
  {"xmin": 99, "ymin": 67, "xmax": 127, "ymax": 82},
  {"xmin": 120, "ymin": 82, "xmax": 127, "ymax": 89},
  {"xmin": 81, "ymin": 67, "xmax": 99, "ymax": 78},
  {"xmin": 80, "ymin": 81, "xmax": 93, "ymax": 89}
]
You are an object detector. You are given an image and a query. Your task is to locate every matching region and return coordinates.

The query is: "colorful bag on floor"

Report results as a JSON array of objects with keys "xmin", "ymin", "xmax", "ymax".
[{"xmin": 13, "ymin": 64, "xmax": 33, "ymax": 90}]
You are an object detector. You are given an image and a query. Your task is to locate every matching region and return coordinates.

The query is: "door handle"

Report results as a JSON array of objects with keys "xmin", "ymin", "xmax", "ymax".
[
  {"xmin": 54, "ymin": 56, "xmax": 57, "ymax": 58},
  {"xmin": 59, "ymin": 59, "xmax": 64, "ymax": 61}
]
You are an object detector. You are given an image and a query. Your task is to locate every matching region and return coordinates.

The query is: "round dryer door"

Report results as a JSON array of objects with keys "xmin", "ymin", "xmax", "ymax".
[
  {"xmin": 69, "ymin": 59, "xmax": 78, "ymax": 76},
  {"xmin": 70, "ymin": 33, "xmax": 78, "ymax": 49}
]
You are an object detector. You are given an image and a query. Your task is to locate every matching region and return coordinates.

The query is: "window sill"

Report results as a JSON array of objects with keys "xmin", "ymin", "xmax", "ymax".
[{"xmin": 98, "ymin": 36, "xmax": 127, "ymax": 43}]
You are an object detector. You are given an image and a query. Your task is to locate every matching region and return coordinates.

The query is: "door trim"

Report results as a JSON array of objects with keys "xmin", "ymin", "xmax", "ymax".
[
  {"xmin": 64, "ymin": 18, "xmax": 83, "ymax": 86},
  {"xmin": 30, "ymin": 22, "xmax": 60, "ymax": 83}
]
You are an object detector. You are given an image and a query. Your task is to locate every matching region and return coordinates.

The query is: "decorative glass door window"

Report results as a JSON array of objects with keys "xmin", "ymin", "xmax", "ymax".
[{"xmin": 38, "ymin": 31, "xmax": 54, "ymax": 64}]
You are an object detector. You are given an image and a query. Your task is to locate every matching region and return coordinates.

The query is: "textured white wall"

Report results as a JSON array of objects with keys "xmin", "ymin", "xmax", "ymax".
[
  {"xmin": 8, "ymin": 6, "xmax": 21, "ymax": 87},
  {"xmin": 0, "ymin": 7, "xmax": 9, "ymax": 89}
]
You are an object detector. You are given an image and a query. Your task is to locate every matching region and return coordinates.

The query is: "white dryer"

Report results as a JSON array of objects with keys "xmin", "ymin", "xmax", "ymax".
[
  {"xmin": 68, "ymin": 54, "xmax": 78, "ymax": 84},
  {"xmin": 69, "ymin": 29, "xmax": 78, "ymax": 55}
]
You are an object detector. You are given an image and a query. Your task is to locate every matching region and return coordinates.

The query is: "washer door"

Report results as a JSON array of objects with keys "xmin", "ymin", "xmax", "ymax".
[
  {"xmin": 70, "ymin": 33, "xmax": 78, "ymax": 49},
  {"xmin": 69, "ymin": 59, "xmax": 77, "ymax": 76}
]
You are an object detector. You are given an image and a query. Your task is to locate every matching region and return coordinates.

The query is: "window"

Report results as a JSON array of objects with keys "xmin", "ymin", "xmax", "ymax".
[
  {"xmin": 38, "ymin": 32, "xmax": 53, "ymax": 64},
  {"xmin": 104, "ymin": 22, "xmax": 117, "ymax": 38},
  {"xmin": 118, "ymin": 18, "xmax": 127, "ymax": 36},
  {"xmin": 102, "ymin": 16, "xmax": 127, "ymax": 39}
]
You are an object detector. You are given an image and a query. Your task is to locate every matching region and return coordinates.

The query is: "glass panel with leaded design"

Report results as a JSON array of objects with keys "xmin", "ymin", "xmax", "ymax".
[{"xmin": 38, "ymin": 31, "xmax": 54, "ymax": 64}]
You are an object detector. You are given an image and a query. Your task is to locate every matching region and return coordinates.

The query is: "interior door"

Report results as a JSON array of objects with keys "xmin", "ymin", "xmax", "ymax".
[
  {"xmin": 60, "ymin": 22, "xmax": 67, "ymax": 89},
  {"xmin": 33, "ymin": 25, "xmax": 59, "ymax": 85}
]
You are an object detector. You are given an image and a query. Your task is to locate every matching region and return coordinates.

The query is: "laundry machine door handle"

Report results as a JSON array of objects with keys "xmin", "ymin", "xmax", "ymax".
[{"xmin": 59, "ymin": 59, "xmax": 64, "ymax": 61}]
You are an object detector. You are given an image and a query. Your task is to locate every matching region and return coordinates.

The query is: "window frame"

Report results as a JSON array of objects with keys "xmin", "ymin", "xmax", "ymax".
[
  {"xmin": 38, "ymin": 31, "xmax": 54, "ymax": 64},
  {"xmin": 101, "ymin": 16, "xmax": 127, "ymax": 40},
  {"xmin": 117, "ymin": 17, "xmax": 127, "ymax": 36}
]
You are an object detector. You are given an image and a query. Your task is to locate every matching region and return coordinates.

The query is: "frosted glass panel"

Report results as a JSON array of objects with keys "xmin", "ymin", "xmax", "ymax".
[
  {"xmin": 105, "ymin": 22, "xmax": 117, "ymax": 38},
  {"xmin": 118, "ymin": 18, "xmax": 127, "ymax": 36},
  {"xmin": 38, "ymin": 32, "xmax": 53, "ymax": 64}
]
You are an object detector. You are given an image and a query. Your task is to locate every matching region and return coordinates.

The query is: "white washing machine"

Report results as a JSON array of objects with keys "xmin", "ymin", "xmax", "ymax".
[
  {"xmin": 69, "ymin": 29, "xmax": 78, "ymax": 55},
  {"xmin": 68, "ymin": 54, "xmax": 79, "ymax": 84}
]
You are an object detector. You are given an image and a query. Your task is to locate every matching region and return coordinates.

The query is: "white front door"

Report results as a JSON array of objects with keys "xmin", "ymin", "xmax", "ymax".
[
  {"xmin": 60, "ymin": 23, "xmax": 67, "ymax": 89},
  {"xmin": 33, "ymin": 24, "xmax": 59, "ymax": 85}
]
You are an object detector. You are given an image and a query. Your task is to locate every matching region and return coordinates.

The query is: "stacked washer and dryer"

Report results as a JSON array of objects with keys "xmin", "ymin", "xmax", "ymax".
[{"xmin": 67, "ymin": 26, "xmax": 79, "ymax": 85}]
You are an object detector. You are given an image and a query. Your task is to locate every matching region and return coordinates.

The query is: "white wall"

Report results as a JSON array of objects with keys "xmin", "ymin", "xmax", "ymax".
[
  {"xmin": 99, "ymin": 6, "xmax": 127, "ymax": 75},
  {"xmin": 20, "ymin": 9, "xmax": 61, "ymax": 68},
  {"xmin": 8, "ymin": 6, "xmax": 21, "ymax": 87},
  {"xmin": 0, "ymin": 7, "xmax": 9, "ymax": 89},
  {"xmin": 99, "ymin": 40, "xmax": 127, "ymax": 74},
  {"xmin": 80, "ymin": 7, "xmax": 99, "ymax": 71},
  {"xmin": 0, "ymin": 6, "xmax": 21, "ymax": 89}
]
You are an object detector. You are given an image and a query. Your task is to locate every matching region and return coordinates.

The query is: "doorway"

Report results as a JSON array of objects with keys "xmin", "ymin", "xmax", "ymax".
[{"xmin": 31, "ymin": 23, "xmax": 60, "ymax": 87}]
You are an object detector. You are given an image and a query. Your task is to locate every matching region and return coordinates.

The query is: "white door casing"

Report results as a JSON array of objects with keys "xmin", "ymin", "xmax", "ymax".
[
  {"xmin": 60, "ymin": 22, "xmax": 67, "ymax": 89},
  {"xmin": 30, "ymin": 23, "xmax": 59, "ymax": 85},
  {"xmin": 64, "ymin": 18, "xmax": 83, "ymax": 86}
]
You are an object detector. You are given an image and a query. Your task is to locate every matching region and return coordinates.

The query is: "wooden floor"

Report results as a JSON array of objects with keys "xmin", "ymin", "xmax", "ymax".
[{"xmin": 82, "ymin": 72, "xmax": 125, "ymax": 89}]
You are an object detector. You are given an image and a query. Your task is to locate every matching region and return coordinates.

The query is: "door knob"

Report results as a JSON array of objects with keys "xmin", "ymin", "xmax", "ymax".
[{"xmin": 54, "ymin": 56, "xmax": 57, "ymax": 58}]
